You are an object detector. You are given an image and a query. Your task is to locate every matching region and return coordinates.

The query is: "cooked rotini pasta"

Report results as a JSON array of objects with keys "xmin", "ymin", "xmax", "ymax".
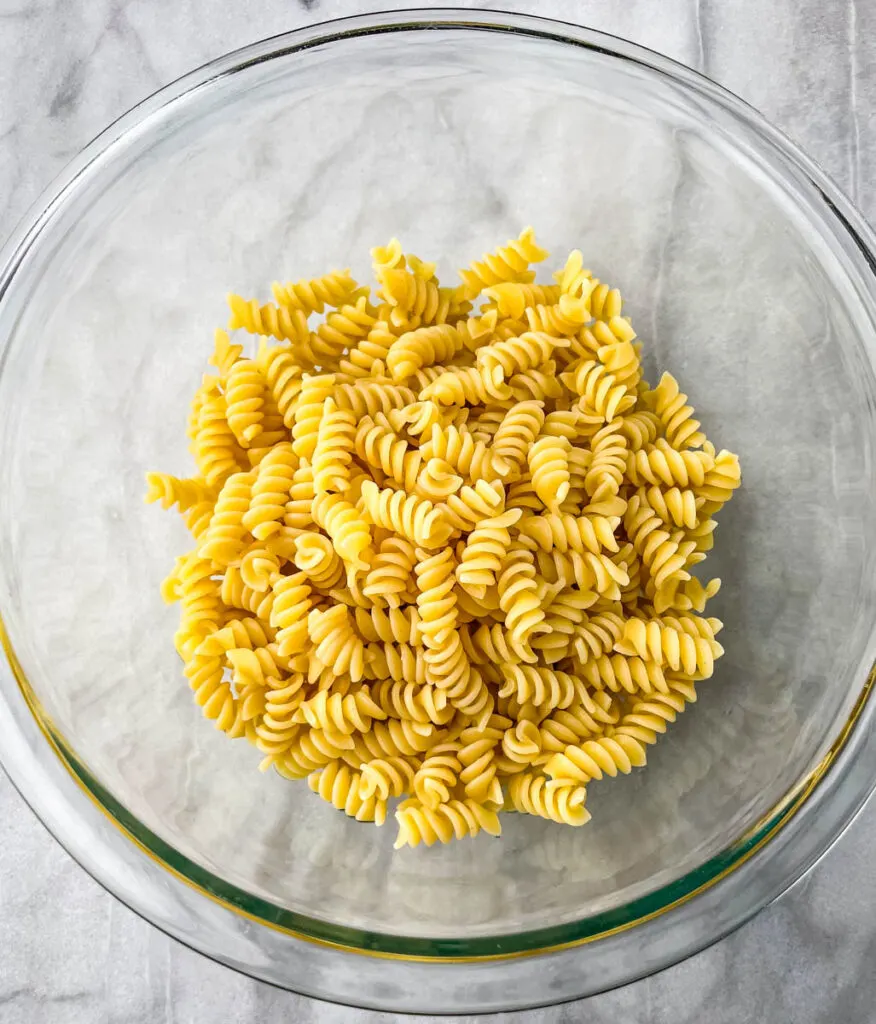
[{"xmin": 147, "ymin": 229, "xmax": 740, "ymax": 849}]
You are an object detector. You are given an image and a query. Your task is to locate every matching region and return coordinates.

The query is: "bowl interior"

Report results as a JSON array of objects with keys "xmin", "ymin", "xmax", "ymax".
[{"xmin": 1, "ymin": 23, "xmax": 875, "ymax": 947}]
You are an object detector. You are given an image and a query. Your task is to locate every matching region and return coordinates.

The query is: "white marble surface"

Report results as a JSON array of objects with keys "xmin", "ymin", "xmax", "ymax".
[{"xmin": 1, "ymin": 1, "xmax": 876, "ymax": 1021}]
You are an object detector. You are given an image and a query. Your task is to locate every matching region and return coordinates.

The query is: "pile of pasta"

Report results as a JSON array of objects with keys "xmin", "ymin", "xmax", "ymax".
[{"xmin": 146, "ymin": 228, "xmax": 741, "ymax": 849}]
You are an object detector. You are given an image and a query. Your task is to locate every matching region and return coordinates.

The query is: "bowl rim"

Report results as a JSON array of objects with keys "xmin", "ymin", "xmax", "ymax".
[{"xmin": 2, "ymin": 5, "xmax": 876, "ymax": 1010}]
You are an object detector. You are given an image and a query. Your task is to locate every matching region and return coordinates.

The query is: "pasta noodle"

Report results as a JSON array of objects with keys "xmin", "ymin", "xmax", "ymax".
[{"xmin": 147, "ymin": 228, "xmax": 740, "ymax": 849}]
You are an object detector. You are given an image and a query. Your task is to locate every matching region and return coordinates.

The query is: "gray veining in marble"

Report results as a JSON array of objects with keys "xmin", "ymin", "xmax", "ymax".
[{"xmin": 2, "ymin": 1, "xmax": 876, "ymax": 1022}]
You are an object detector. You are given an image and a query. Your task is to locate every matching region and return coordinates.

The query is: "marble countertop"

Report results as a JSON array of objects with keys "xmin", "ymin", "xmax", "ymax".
[{"xmin": 2, "ymin": 1, "xmax": 875, "ymax": 1021}]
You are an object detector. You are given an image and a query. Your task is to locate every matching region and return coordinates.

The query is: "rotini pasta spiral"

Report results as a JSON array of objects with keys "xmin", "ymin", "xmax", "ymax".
[
  {"xmin": 352, "ymin": 605, "xmax": 422, "ymax": 645},
  {"xmin": 257, "ymin": 341, "xmax": 305, "ymax": 428},
  {"xmin": 355, "ymin": 415, "xmax": 422, "ymax": 491},
  {"xmin": 347, "ymin": 718, "xmax": 441, "ymax": 763},
  {"xmin": 196, "ymin": 616, "xmax": 274, "ymax": 657},
  {"xmin": 199, "ymin": 471, "xmax": 254, "ymax": 566},
  {"xmin": 542, "ymin": 407, "xmax": 599, "ymax": 443},
  {"xmin": 309, "ymin": 295, "xmax": 377, "ymax": 369},
  {"xmin": 527, "ymin": 435, "xmax": 572, "ymax": 512},
  {"xmin": 239, "ymin": 544, "xmax": 282, "ymax": 592},
  {"xmin": 296, "ymin": 686, "xmax": 386, "ymax": 736},
  {"xmin": 457, "ymin": 719, "xmax": 507, "ymax": 805},
  {"xmin": 380, "ymin": 269, "xmax": 468, "ymax": 329},
  {"xmin": 386, "ymin": 322, "xmax": 467, "ymax": 381},
  {"xmin": 312, "ymin": 491, "xmax": 373, "ymax": 575},
  {"xmin": 483, "ymin": 283, "xmax": 561, "ymax": 319},
  {"xmin": 440, "ymin": 479, "xmax": 506, "ymax": 533},
  {"xmin": 587, "ymin": 281, "xmax": 624, "ymax": 321},
  {"xmin": 490, "ymin": 400, "xmax": 545, "ymax": 478},
  {"xmin": 359, "ymin": 479, "xmax": 451, "ymax": 548},
  {"xmin": 220, "ymin": 564, "xmax": 275, "ymax": 622},
  {"xmin": 291, "ymin": 373, "xmax": 336, "ymax": 460},
  {"xmin": 538, "ymin": 691, "xmax": 619, "ymax": 753},
  {"xmin": 271, "ymin": 269, "xmax": 360, "ymax": 316},
  {"xmin": 362, "ymin": 535, "xmax": 417, "ymax": 606},
  {"xmin": 457, "ymin": 226, "xmax": 548, "ymax": 300},
  {"xmin": 524, "ymin": 294, "xmax": 590, "ymax": 336},
  {"xmin": 308, "ymin": 761, "xmax": 387, "ymax": 824},
  {"xmin": 623, "ymin": 494, "xmax": 694, "ymax": 590},
  {"xmin": 572, "ymin": 612, "xmax": 627, "ymax": 661},
  {"xmin": 519, "ymin": 512, "xmax": 620, "ymax": 556},
  {"xmin": 420, "ymin": 364, "xmax": 512, "ymax": 405},
  {"xmin": 637, "ymin": 484, "xmax": 701, "ymax": 530},
  {"xmin": 561, "ymin": 359, "xmax": 636, "ymax": 421},
  {"xmin": 270, "ymin": 729, "xmax": 343, "ymax": 777},
  {"xmin": 415, "ymin": 547, "xmax": 459, "ymax": 648},
  {"xmin": 508, "ymin": 364, "xmax": 565, "ymax": 402},
  {"xmin": 553, "ymin": 249, "xmax": 593, "ymax": 300},
  {"xmin": 413, "ymin": 743, "xmax": 462, "ymax": 807},
  {"xmin": 284, "ymin": 460, "xmax": 316, "ymax": 530},
  {"xmin": 225, "ymin": 359, "xmax": 268, "ymax": 446},
  {"xmin": 332, "ymin": 380, "xmax": 416, "ymax": 420},
  {"xmin": 422, "ymin": 423, "xmax": 506, "ymax": 484},
  {"xmin": 362, "ymin": 642, "xmax": 427, "ymax": 686},
  {"xmin": 369, "ymin": 679, "xmax": 454, "ymax": 726},
  {"xmin": 148, "ymin": 230, "xmax": 739, "ymax": 849},
  {"xmin": 626, "ymin": 439, "xmax": 714, "ymax": 488},
  {"xmin": 359, "ymin": 756, "xmax": 419, "ymax": 801},
  {"xmin": 394, "ymin": 798, "xmax": 501, "ymax": 848},
  {"xmin": 145, "ymin": 472, "xmax": 215, "ymax": 514},
  {"xmin": 615, "ymin": 615, "xmax": 724, "ymax": 678},
  {"xmin": 698, "ymin": 450, "xmax": 743, "ymax": 515},
  {"xmin": 477, "ymin": 331, "xmax": 569, "ymax": 385},
  {"xmin": 371, "ymin": 239, "xmax": 405, "ymax": 277},
  {"xmin": 545, "ymin": 735, "xmax": 648, "ymax": 784},
  {"xmin": 618, "ymin": 410, "xmax": 662, "ymax": 450},
  {"xmin": 269, "ymin": 571, "xmax": 313, "ymax": 656},
  {"xmin": 338, "ymin": 317, "xmax": 395, "ymax": 379},
  {"xmin": 387, "ymin": 400, "xmax": 444, "ymax": 438},
  {"xmin": 647, "ymin": 371, "xmax": 706, "ymax": 450},
  {"xmin": 312, "ymin": 397, "xmax": 356, "ymax": 495},
  {"xmin": 585, "ymin": 419, "xmax": 629, "ymax": 504},
  {"xmin": 210, "ymin": 329, "xmax": 243, "ymax": 380},
  {"xmin": 307, "ymin": 604, "xmax": 367, "ymax": 682},
  {"xmin": 173, "ymin": 556, "xmax": 223, "ymax": 657},
  {"xmin": 580, "ymin": 652, "xmax": 670, "ymax": 695},
  {"xmin": 612, "ymin": 688, "xmax": 692, "ymax": 746},
  {"xmin": 506, "ymin": 774, "xmax": 591, "ymax": 826},
  {"xmin": 466, "ymin": 622, "xmax": 537, "ymax": 666},
  {"xmin": 414, "ymin": 458, "xmax": 463, "ymax": 502},
  {"xmin": 497, "ymin": 543, "xmax": 547, "ymax": 644},
  {"xmin": 456, "ymin": 507, "xmax": 521, "ymax": 599},
  {"xmin": 596, "ymin": 336, "xmax": 641, "ymax": 391},
  {"xmin": 241, "ymin": 442, "xmax": 297, "ymax": 540},
  {"xmin": 293, "ymin": 532, "xmax": 344, "ymax": 589},
  {"xmin": 192, "ymin": 391, "xmax": 245, "ymax": 489},
  {"xmin": 227, "ymin": 294, "xmax": 310, "ymax": 347},
  {"xmin": 499, "ymin": 664, "xmax": 580, "ymax": 711}
]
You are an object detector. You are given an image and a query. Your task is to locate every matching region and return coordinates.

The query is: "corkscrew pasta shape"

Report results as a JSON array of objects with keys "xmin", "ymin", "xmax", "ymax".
[{"xmin": 147, "ymin": 228, "xmax": 740, "ymax": 848}]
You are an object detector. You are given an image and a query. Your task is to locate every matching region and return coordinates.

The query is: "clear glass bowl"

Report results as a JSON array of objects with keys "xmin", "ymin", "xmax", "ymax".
[{"xmin": 1, "ymin": 9, "xmax": 876, "ymax": 1015}]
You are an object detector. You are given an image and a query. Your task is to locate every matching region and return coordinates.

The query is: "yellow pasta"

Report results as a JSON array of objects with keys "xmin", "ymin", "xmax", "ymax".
[
  {"xmin": 147, "ymin": 228, "xmax": 740, "ymax": 848},
  {"xmin": 527, "ymin": 435, "xmax": 572, "ymax": 512},
  {"xmin": 362, "ymin": 535, "xmax": 418, "ymax": 606},
  {"xmin": 457, "ymin": 226, "xmax": 548, "ymax": 299},
  {"xmin": 312, "ymin": 397, "xmax": 356, "ymax": 495},
  {"xmin": 241, "ymin": 442, "xmax": 297, "ymax": 540},
  {"xmin": 506, "ymin": 774, "xmax": 591, "ymax": 826}
]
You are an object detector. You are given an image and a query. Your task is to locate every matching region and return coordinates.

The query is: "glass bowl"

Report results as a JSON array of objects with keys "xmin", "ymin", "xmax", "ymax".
[{"xmin": 1, "ymin": 9, "xmax": 876, "ymax": 1015}]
